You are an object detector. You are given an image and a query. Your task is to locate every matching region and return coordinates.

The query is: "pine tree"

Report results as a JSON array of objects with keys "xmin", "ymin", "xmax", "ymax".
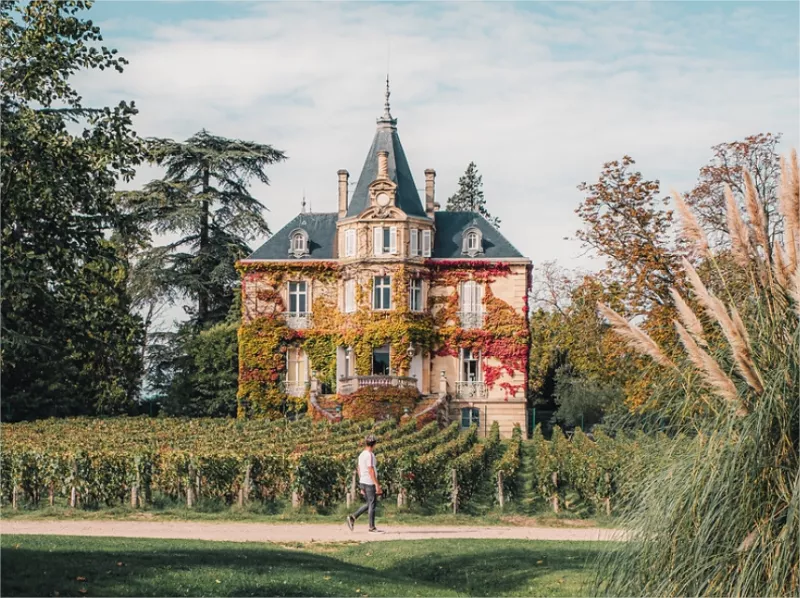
[
  {"xmin": 120, "ymin": 131, "xmax": 286, "ymax": 415},
  {"xmin": 445, "ymin": 162, "xmax": 500, "ymax": 228}
]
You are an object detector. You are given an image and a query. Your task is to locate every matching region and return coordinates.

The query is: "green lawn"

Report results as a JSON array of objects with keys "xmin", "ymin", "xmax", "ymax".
[{"xmin": 1, "ymin": 535, "xmax": 607, "ymax": 597}]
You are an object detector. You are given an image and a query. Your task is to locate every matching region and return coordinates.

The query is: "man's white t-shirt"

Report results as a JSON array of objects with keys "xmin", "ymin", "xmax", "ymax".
[{"xmin": 358, "ymin": 449, "xmax": 377, "ymax": 485}]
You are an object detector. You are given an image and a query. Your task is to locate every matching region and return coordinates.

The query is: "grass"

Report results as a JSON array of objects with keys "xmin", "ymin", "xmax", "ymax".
[
  {"xmin": 1, "ymin": 534, "xmax": 606, "ymax": 597},
  {"xmin": 1, "ymin": 497, "xmax": 616, "ymax": 528}
]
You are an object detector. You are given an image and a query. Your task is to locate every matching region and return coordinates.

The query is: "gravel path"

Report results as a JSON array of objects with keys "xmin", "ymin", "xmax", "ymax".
[{"xmin": 1, "ymin": 520, "xmax": 624, "ymax": 543}]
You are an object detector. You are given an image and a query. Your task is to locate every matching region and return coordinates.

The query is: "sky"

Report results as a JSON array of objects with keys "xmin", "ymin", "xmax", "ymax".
[{"xmin": 77, "ymin": 0, "xmax": 799, "ymax": 322}]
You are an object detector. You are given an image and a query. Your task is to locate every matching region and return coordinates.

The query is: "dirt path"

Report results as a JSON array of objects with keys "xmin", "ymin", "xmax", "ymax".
[{"xmin": 2, "ymin": 520, "xmax": 625, "ymax": 544}]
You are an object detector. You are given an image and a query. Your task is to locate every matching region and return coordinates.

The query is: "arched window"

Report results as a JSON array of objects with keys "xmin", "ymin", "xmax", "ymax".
[
  {"xmin": 288, "ymin": 228, "xmax": 309, "ymax": 258},
  {"xmin": 461, "ymin": 226, "xmax": 483, "ymax": 257}
]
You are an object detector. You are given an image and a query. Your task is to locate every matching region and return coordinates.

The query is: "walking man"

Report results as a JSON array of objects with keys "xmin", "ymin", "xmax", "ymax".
[{"xmin": 347, "ymin": 434, "xmax": 382, "ymax": 532}]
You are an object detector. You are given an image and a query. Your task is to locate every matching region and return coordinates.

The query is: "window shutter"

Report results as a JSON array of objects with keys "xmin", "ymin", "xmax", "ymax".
[
  {"xmin": 410, "ymin": 229, "xmax": 418, "ymax": 256},
  {"xmin": 389, "ymin": 227, "xmax": 397, "ymax": 254},
  {"xmin": 475, "ymin": 282, "xmax": 483, "ymax": 311},
  {"xmin": 422, "ymin": 230, "xmax": 432, "ymax": 257},
  {"xmin": 345, "ymin": 230, "xmax": 355, "ymax": 257},
  {"xmin": 345, "ymin": 280, "xmax": 355, "ymax": 313},
  {"xmin": 373, "ymin": 227, "xmax": 382, "ymax": 256},
  {"xmin": 461, "ymin": 282, "xmax": 472, "ymax": 313}
]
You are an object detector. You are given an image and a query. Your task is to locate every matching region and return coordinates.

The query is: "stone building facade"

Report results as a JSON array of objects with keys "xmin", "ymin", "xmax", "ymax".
[{"xmin": 237, "ymin": 86, "xmax": 532, "ymax": 437}]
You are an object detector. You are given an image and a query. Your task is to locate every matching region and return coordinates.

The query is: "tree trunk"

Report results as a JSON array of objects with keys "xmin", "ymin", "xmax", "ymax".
[
  {"xmin": 198, "ymin": 167, "xmax": 210, "ymax": 324},
  {"xmin": 187, "ymin": 464, "xmax": 196, "ymax": 508},
  {"xmin": 49, "ymin": 483, "xmax": 55, "ymax": 507}
]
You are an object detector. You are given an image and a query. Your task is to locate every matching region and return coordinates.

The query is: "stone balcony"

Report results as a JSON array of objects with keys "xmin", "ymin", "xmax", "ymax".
[
  {"xmin": 458, "ymin": 311, "xmax": 485, "ymax": 329},
  {"xmin": 338, "ymin": 375, "xmax": 419, "ymax": 395},
  {"xmin": 281, "ymin": 312, "xmax": 312, "ymax": 330},
  {"xmin": 455, "ymin": 381, "xmax": 488, "ymax": 400},
  {"xmin": 282, "ymin": 381, "xmax": 310, "ymax": 397}
]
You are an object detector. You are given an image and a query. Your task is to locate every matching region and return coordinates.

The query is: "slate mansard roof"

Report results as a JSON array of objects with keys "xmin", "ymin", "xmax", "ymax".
[{"xmin": 246, "ymin": 211, "xmax": 524, "ymax": 261}]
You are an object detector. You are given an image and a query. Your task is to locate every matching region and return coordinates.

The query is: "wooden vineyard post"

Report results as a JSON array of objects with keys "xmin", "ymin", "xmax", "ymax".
[
  {"xmin": 131, "ymin": 485, "xmax": 139, "ymax": 509},
  {"xmin": 451, "ymin": 468, "xmax": 458, "ymax": 515},
  {"xmin": 12, "ymin": 485, "xmax": 19, "ymax": 510},
  {"xmin": 397, "ymin": 487, "xmax": 407, "ymax": 509},
  {"xmin": 187, "ymin": 464, "xmax": 196, "ymax": 508},
  {"xmin": 70, "ymin": 486, "xmax": 78, "ymax": 508},
  {"xmin": 239, "ymin": 464, "xmax": 252, "ymax": 507},
  {"xmin": 604, "ymin": 473, "xmax": 612, "ymax": 516},
  {"xmin": 291, "ymin": 491, "xmax": 301, "ymax": 509},
  {"xmin": 551, "ymin": 471, "xmax": 559, "ymax": 513},
  {"xmin": 48, "ymin": 482, "xmax": 55, "ymax": 507},
  {"xmin": 497, "ymin": 471, "xmax": 505, "ymax": 510}
]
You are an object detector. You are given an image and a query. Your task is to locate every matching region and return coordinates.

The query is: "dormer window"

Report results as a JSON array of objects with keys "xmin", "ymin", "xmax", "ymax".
[
  {"xmin": 461, "ymin": 226, "xmax": 483, "ymax": 257},
  {"xmin": 289, "ymin": 228, "xmax": 309, "ymax": 258}
]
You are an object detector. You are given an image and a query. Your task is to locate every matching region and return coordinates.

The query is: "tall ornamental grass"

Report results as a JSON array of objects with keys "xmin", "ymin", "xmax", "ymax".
[{"xmin": 596, "ymin": 151, "xmax": 799, "ymax": 596}]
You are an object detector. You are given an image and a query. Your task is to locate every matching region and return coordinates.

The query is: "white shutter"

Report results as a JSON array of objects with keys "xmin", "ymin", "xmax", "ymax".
[
  {"xmin": 345, "ymin": 230, "xmax": 355, "ymax": 257},
  {"xmin": 336, "ymin": 346, "xmax": 345, "ymax": 386},
  {"xmin": 373, "ymin": 227, "xmax": 382, "ymax": 256},
  {"xmin": 461, "ymin": 282, "xmax": 473, "ymax": 313},
  {"xmin": 410, "ymin": 229, "xmax": 418, "ymax": 256},
  {"xmin": 475, "ymin": 282, "xmax": 483, "ymax": 311},
  {"xmin": 389, "ymin": 226, "xmax": 397, "ymax": 254},
  {"xmin": 344, "ymin": 279, "xmax": 355, "ymax": 313},
  {"xmin": 422, "ymin": 230, "xmax": 432, "ymax": 257}
]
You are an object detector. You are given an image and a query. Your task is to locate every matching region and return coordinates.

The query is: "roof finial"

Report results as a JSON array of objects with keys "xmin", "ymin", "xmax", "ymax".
[
  {"xmin": 383, "ymin": 74, "xmax": 392, "ymax": 119},
  {"xmin": 301, "ymin": 191, "xmax": 306, "ymax": 214}
]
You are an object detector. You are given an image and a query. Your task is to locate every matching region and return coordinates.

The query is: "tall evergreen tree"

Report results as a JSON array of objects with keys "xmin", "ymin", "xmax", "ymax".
[
  {"xmin": 1, "ymin": 0, "xmax": 145, "ymax": 420},
  {"xmin": 121, "ymin": 131, "xmax": 286, "ymax": 415},
  {"xmin": 445, "ymin": 162, "xmax": 500, "ymax": 228}
]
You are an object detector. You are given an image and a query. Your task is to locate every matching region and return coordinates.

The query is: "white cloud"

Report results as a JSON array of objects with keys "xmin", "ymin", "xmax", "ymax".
[{"xmin": 77, "ymin": 1, "xmax": 798, "ymax": 325}]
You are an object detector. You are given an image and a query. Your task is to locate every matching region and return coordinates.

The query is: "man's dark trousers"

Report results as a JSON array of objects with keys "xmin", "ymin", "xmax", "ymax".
[{"xmin": 353, "ymin": 483, "xmax": 376, "ymax": 528}]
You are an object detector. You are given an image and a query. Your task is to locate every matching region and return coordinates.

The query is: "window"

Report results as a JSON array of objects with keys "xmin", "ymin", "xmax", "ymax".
[
  {"xmin": 461, "ymin": 227, "xmax": 483, "ymax": 257},
  {"xmin": 409, "ymin": 278, "xmax": 423, "ymax": 312},
  {"xmin": 344, "ymin": 279, "xmax": 356, "ymax": 313},
  {"xmin": 345, "ymin": 229, "xmax": 356, "ymax": 257},
  {"xmin": 372, "ymin": 345, "xmax": 391, "ymax": 375},
  {"xmin": 410, "ymin": 229, "xmax": 419, "ymax": 256},
  {"xmin": 288, "ymin": 281, "xmax": 307, "ymax": 314},
  {"xmin": 422, "ymin": 230, "xmax": 432, "ymax": 257},
  {"xmin": 373, "ymin": 276, "xmax": 391, "ymax": 310},
  {"xmin": 288, "ymin": 229, "xmax": 309, "ymax": 258},
  {"xmin": 373, "ymin": 226, "xmax": 397, "ymax": 256},
  {"xmin": 287, "ymin": 348, "xmax": 307, "ymax": 383},
  {"xmin": 461, "ymin": 407, "xmax": 480, "ymax": 429},
  {"xmin": 461, "ymin": 281, "xmax": 483, "ymax": 313},
  {"xmin": 460, "ymin": 348, "xmax": 481, "ymax": 382}
]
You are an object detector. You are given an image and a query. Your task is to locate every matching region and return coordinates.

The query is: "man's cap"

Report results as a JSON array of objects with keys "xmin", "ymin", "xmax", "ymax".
[{"xmin": 365, "ymin": 434, "xmax": 377, "ymax": 445}]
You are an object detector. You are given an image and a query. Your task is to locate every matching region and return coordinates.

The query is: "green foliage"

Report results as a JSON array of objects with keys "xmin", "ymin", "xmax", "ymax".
[
  {"xmin": 552, "ymin": 369, "xmax": 622, "ymax": 430},
  {"xmin": 494, "ymin": 424, "xmax": 523, "ymax": 500},
  {"xmin": 160, "ymin": 322, "xmax": 239, "ymax": 417},
  {"xmin": 445, "ymin": 162, "xmax": 500, "ymax": 228},
  {"xmin": 1, "ymin": 0, "xmax": 145, "ymax": 420}
]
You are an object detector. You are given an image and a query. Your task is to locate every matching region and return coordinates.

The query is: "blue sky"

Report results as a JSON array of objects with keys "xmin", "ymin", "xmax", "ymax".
[{"xmin": 78, "ymin": 1, "xmax": 799, "ymax": 324}]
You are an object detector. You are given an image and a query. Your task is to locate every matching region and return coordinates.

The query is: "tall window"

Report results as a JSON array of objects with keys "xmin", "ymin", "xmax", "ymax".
[
  {"xmin": 461, "ymin": 281, "xmax": 483, "ymax": 313},
  {"xmin": 409, "ymin": 228, "xmax": 419, "ymax": 256},
  {"xmin": 461, "ymin": 407, "xmax": 480, "ymax": 429},
  {"xmin": 409, "ymin": 278, "xmax": 423, "ymax": 312},
  {"xmin": 467, "ymin": 231, "xmax": 479, "ymax": 251},
  {"xmin": 288, "ymin": 281, "xmax": 307, "ymax": 314},
  {"xmin": 344, "ymin": 279, "xmax": 356, "ymax": 313},
  {"xmin": 373, "ymin": 276, "xmax": 391, "ymax": 310},
  {"xmin": 460, "ymin": 348, "xmax": 480, "ymax": 382},
  {"xmin": 422, "ymin": 230, "xmax": 432, "ymax": 257},
  {"xmin": 372, "ymin": 344, "xmax": 391, "ymax": 375},
  {"xmin": 345, "ymin": 229, "xmax": 356, "ymax": 257},
  {"xmin": 373, "ymin": 226, "xmax": 397, "ymax": 255},
  {"xmin": 287, "ymin": 348, "xmax": 307, "ymax": 384},
  {"xmin": 291, "ymin": 232, "xmax": 306, "ymax": 253}
]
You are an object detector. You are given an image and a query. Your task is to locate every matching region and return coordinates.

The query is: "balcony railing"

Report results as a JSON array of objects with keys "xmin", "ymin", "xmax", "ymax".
[
  {"xmin": 282, "ymin": 312, "xmax": 312, "ymax": 330},
  {"xmin": 282, "ymin": 380, "xmax": 310, "ymax": 397},
  {"xmin": 338, "ymin": 375, "xmax": 419, "ymax": 395},
  {"xmin": 455, "ymin": 381, "xmax": 488, "ymax": 399},
  {"xmin": 458, "ymin": 311, "xmax": 485, "ymax": 329}
]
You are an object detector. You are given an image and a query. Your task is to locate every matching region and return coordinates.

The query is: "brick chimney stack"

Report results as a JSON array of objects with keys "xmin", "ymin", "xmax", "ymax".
[
  {"xmin": 425, "ymin": 169, "xmax": 436, "ymax": 217},
  {"xmin": 377, "ymin": 151, "xmax": 389, "ymax": 179},
  {"xmin": 337, "ymin": 170, "xmax": 349, "ymax": 218}
]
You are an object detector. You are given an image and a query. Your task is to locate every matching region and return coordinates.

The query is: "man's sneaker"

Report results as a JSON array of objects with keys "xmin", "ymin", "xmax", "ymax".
[
  {"xmin": 346, "ymin": 516, "xmax": 355, "ymax": 531},
  {"xmin": 368, "ymin": 527, "xmax": 383, "ymax": 533}
]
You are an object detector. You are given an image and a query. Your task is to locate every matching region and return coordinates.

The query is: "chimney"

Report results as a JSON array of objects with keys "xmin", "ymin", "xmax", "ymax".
[
  {"xmin": 337, "ymin": 170, "xmax": 349, "ymax": 218},
  {"xmin": 377, "ymin": 150, "xmax": 389, "ymax": 179},
  {"xmin": 425, "ymin": 169, "xmax": 436, "ymax": 217}
]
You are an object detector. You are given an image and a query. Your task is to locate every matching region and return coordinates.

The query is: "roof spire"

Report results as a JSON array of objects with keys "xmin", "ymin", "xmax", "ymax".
[
  {"xmin": 377, "ymin": 75, "xmax": 397, "ymax": 127},
  {"xmin": 301, "ymin": 191, "xmax": 306, "ymax": 213}
]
